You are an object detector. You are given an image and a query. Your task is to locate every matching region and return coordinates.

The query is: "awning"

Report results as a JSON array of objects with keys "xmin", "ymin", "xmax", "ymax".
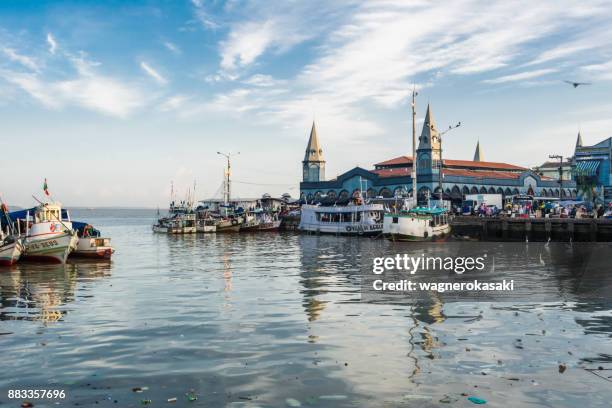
[{"xmin": 573, "ymin": 160, "xmax": 600, "ymax": 176}]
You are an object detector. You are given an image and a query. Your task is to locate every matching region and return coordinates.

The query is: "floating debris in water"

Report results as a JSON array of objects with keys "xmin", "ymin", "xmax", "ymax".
[
  {"xmin": 559, "ymin": 363, "xmax": 567, "ymax": 373},
  {"xmin": 467, "ymin": 396, "xmax": 487, "ymax": 404},
  {"xmin": 140, "ymin": 400, "xmax": 152, "ymax": 405},
  {"xmin": 132, "ymin": 387, "xmax": 149, "ymax": 393},
  {"xmin": 319, "ymin": 395, "xmax": 347, "ymax": 400},
  {"xmin": 285, "ymin": 397, "xmax": 301, "ymax": 407},
  {"xmin": 167, "ymin": 397, "xmax": 177, "ymax": 403},
  {"xmin": 21, "ymin": 402, "xmax": 34, "ymax": 408},
  {"xmin": 185, "ymin": 391, "xmax": 198, "ymax": 402},
  {"xmin": 402, "ymin": 394, "xmax": 432, "ymax": 400}
]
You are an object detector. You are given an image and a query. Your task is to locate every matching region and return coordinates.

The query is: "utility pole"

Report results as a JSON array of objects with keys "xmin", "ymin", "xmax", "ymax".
[
  {"xmin": 549, "ymin": 154, "xmax": 564, "ymax": 198},
  {"xmin": 411, "ymin": 87, "xmax": 418, "ymax": 207},
  {"xmin": 433, "ymin": 121, "xmax": 461, "ymax": 207},
  {"xmin": 217, "ymin": 151, "xmax": 240, "ymax": 206}
]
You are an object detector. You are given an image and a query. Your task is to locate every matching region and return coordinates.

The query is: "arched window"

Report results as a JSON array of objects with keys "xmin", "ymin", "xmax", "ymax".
[
  {"xmin": 471, "ymin": 186, "xmax": 479, "ymax": 194},
  {"xmin": 512, "ymin": 188, "xmax": 520, "ymax": 195},
  {"xmin": 504, "ymin": 188, "xmax": 512, "ymax": 196},
  {"xmin": 488, "ymin": 187, "xmax": 496, "ymax": 194},
  {"xmin": 327, "ymin": 190, "xmax": 337, "ymax": 200},
  {"xmin": 367, "ymin": 188, "xmax": 376, "ymax": 198},
  {"xmin": 496, "ymin": 187, "xmax": 504, "ymax": 195},
  {"xmin": 314, "ymin": 191, "xmax": 323, "ymax": 202},
  {"xmin": 379, "ymin": 188, "xmax": 392, "ymax": 198},
  {"xmin": 462, "ymin": 186, "xmax": 470, "ymax": 195},
  {"xmin": 307, "ymin": 193, "xmax": 313, "ymax": 202},
  {"xmin": 338, "ymin": 190, "xmax": 349, "ymax": 201},
  {"xmin": 479, "ymin": 187, "xmax": 488, "ymax": 194}
]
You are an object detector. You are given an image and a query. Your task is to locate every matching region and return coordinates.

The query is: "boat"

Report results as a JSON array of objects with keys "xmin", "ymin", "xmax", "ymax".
[
  {"xmin": 299, "ymin": 202, "xmax": 384, "ymax": 235},
  {"xmin": 15, "ymin": 202, "xmax": 78, "ymax": 263},
  {"xmin": 70, "ymin": 222, "xmax": 114, "ymax": 259},
  {"xmin": 0, "ymin": 236, "xmax": 24, "ymax": 266},
  {"xmin": 383, "ymin": 206, "xmax": 451, "ymax": 241},
  {"xmin": 196, "ymin": 218, "xmax": 217, "ymax": 233},
  {"xmin": 257, "ymin": 210, "xmax": 281, "ymax": 231},
  {"xmin": 382, "ymin": 88, "xmax": 451, "ymax": 241},
  {"xmin": 239, "ymin": 211, "xmax": 261, "ymax": 232},
  {"xmin": 153, "ymin": 200, "xmax": 197, "ymax": 234},
  {"xmin": 0, "ymin": 200, "xmax": 24, "ymax": 266},
  {"xmin": 215, "ymin": 216, "xmax": 242, "ymax": 233}
]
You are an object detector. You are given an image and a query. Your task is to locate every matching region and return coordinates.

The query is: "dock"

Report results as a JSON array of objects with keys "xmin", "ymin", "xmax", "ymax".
[{"xmin": 451, "ymin": 216, "xmax": 612, "ymax": 242}]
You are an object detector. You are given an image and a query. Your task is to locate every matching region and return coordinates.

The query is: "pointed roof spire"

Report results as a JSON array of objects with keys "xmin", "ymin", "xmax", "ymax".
[
  {"xmin": 304, "ymin": 121, "xmax": 324, "ymax": 162},
  {"xmin": 473, "ymin": 140, "xmax": 483, "ymax": 161},
  {"xmin": 575, "ymin": 131, "xmax": 583, "ymax": 148},
  {"xmin": 418, "ymin": 104, "xmax": 439, "ymax": 150}
]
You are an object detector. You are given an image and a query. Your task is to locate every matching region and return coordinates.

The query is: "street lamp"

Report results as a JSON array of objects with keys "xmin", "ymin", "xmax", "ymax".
[
  {"xmin": 217, "ymin": 151, "xmax": 240, "ymax": 205},
  {"xmin": 549, "ymin": 154, "xmax": 563, "ymax": 198}
]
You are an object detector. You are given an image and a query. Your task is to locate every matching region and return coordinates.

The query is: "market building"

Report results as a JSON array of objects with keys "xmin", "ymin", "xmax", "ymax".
[
  {"xmin": 300, "ymin": 105, "xmax": 577, "ymax": 205},
  {"xmin": 572, "ymin": 133, "xmax": 612, "ymax": 203}
]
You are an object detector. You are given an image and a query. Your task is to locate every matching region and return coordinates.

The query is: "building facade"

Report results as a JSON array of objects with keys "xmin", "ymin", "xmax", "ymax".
[
  {"xmin": 572, "ymin": 134, "xmax": 612, "ymax": 203},
  {"xmin": 300, "ymin": 105, "xmax": 577, "ymax": 204}
]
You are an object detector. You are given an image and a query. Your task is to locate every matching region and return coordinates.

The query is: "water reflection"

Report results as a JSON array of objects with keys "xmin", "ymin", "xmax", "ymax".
[{"xmin": 0, "ymin": 260, "xmax": 111, "ymax": 322}]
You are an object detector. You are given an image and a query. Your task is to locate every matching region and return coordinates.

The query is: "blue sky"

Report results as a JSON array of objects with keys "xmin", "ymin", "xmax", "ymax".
[{"xmin": 1, "ymin": 0, "xmax": 611, "ymax": 207}]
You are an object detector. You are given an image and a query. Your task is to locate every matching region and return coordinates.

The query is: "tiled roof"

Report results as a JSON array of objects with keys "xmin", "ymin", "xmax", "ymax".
[
  {"xmin": 371, "ymin": 167, "xmax": 411, "ymax": 178},
  {"xmin": 374, "ymin": 155, "xmax": 526, "ymax": 171},
  {"xmin": 442, "ymin": 169, "xmax": 521, "ymax": 179},
  {"xmin": 375, "ymin": 155, "xmax": 413, "ymax": 166}
]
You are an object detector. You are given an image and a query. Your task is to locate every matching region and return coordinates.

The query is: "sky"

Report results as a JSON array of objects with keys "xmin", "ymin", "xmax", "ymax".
[{"xmin": 1, "ymin": 0, "xmax": 611, "ymax": 208}]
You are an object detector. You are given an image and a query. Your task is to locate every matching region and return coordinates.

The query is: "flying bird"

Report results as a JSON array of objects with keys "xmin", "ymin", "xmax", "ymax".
[{"xmin": 564, "ymin": 80, "xmax": 592, "ymax": 88}]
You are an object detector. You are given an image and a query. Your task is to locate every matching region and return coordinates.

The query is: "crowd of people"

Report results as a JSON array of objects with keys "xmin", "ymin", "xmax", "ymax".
[{"xmin": 457, "ymin": 200, "xmax": 612, "ymax": 219}]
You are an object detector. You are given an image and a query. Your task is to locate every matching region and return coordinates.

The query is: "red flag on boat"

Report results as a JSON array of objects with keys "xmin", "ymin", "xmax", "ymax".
[{"xmin": 43, "ymin": 178, "xmax": 50, "ymax": 196}]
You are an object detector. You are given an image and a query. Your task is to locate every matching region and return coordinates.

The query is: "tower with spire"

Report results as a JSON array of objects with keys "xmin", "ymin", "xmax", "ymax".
[
  {"xmin": 575, "ymin": 131, "xmax": 583, "ymax": 149},
  {"xmin": 416, "ymin": 104, "xmax": 441, "ymax": 176},
  {"xmin": 473, "ymin": 140, "xmax": 483, "ymax": 162},
  {"xmin": 303, "ymin": 121, "xmax": 325, "ymax": 182}
]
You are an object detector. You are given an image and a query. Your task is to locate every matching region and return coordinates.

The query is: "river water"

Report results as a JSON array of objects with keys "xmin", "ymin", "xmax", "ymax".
[{"xmin": 0, "ymin": 209, "xmax": 610, "ymax": 407}]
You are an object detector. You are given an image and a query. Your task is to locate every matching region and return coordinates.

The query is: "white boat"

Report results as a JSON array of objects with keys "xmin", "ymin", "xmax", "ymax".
[
  {"xmin": 299, "ymin": 203, "xmax": 384, "ymax": 235},
  {"xmin": 70, "ymin": 223, "xmax": 114, "ymax": 259},
  {"xmin": 255, "ymin": 209, "xmax": 281, "ymax": 231},
  {"xmin": 0, "ymin": 236, "xmax": 24, "ymax": 266},
  {"xmin": 19, "ymin": 202, "xmax": 78, "ymax": 263},
  {"xmin": 153, "ymin": 201, "xmax": 197, "ymax": 234},
  {"xmin": 383, "ymin": 206, "xmax": 451, "ymax": 241},
  {"xmin": 239, "ymin": 212, "xmax": 261, "ymax": 232}
]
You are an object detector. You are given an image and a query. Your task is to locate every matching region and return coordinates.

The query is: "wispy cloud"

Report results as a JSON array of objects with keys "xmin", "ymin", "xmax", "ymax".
[
  {"xmin": 483, "ymin": 68, "xmax": 558, "ymax": 84},
  {"xmin": 191, "ymin": 0, "xmax": 219, "ymax": 30},
  {"xmin": 140, "ymin": 61, "xmax": 167, "ymax": 85},
  {"xmin": 1, "ymin": 47, "xmax": 39, "ymax": 71},
  {"xmin": 163, "ymin": 41, "xmax": 180, "ymax": 54},
  {"xmin": 581, "ymin": 60, "xmax": 612, "ymax": 81},
  {"xmin": 46, "ymin": 33, "xmax": 58, "ymax": 54},
  {"xmin": 2, "ymin": 52, "xmax": 146, "ymax": 117}
]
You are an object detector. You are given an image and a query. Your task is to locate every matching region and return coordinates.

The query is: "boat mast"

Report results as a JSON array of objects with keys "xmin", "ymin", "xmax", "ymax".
[
  {"xmin": 217, "ymin": 151, "xmax": 239, "ymax": 207},
  {"xmin": 411, "ymin": 86, "xmax": 418, "ymax": 207}
]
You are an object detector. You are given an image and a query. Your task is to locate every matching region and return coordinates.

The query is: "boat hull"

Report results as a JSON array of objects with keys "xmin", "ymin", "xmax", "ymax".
[
  {"xmin": 153, "ymin": 225, "xmax": 197, "ymax": 234},
  {"xmin": 22, "ymin": 231, "xmax": 78, "ymax": 264},
  {"xmin": 239, "ymin": 220, "xmax": 261, "ymax": 232},
  {"xmin": 0, "ymin": 239, "xmax": 24, "ymax": 266},
  {"xmin": 216, "ymin": 219, "xmax": 241, "ymax": 233},
  {"xmin": 299, "ymin": 204, "xmax": 384, "ymax": 236},
  {"xmin": 196, "ymin": 224, "xmax": 216, "ymax": 233},
  {"xmin": 257, "ymin": 220, "xmax": 281, "ymax": 231}
]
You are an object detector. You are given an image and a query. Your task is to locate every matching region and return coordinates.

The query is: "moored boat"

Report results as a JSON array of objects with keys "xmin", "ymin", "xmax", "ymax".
[
  {"xmin": 299, "ymin": 202, "xmax": 384, "ymax": 235},
  {"xmin": 14, "ymin": 202, "xmax": 78, "ymax": 263},
  {"xmin": 239, "ymin": 212, "xmax": 261, "ymax": 232},
  {"xmin": 256, "ymin": 210, "xmax": 281, "ymax": 231},
  {"xmin": 70, "ymin": 222, "xmax": 114, "ymax": 259},
  {"xmin": 153, "ymin": 200, "xmax": 197, "ymax": 234},
  {"xmin": 383, "ymin": 206, "xmax": 451, "ymax": 241},
  {"xmin": 215, "ymin": 216, "xmax": 241, "ymax": 233},
  {"xmin": 0, "ymin": 200, "xmax": 24, "ymax": 266},
  {"xmin": 0, "ymin": 236, "xmax": 23, "ymax": 266}
]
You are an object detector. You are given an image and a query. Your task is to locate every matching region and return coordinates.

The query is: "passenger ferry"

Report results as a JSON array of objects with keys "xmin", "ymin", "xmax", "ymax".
[{"xmin": 299, "ymin": 200, "xmax": 384, "ymax": 236}]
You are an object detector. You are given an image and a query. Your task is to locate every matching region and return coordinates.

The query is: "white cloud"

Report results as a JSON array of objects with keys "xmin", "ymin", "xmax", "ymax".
[
  {"xmin": 483, "ymin": 68, "xmax": 558, "ymax": 84},
  {"xmin": 242, "ymin": 74, "xmax": 281, "ymax": 87},
  {"xmin": 2, "ymin": 54, "xmax": 145, "ymax": 117},
  {"xmin": 46, "ymin": 33, "xmax": 58, "ymax": 54},
  {"xmin": 191, "ymin": 0, "xmax": 219, "ymax": 30},
  {"xmin": 140, "ymin": 61, "xmax": 167, "ymax": 85},
  {"xmin": 1, "ymin": 47, "xmax": 39, "ymax": 71},
  {"xmin": 159, "ymin": 95, "xmax": 189, "ymax": 112},
  {"xmin": 163, "ymin": 41, "xmax": 180, "ymax": 54},
  {"xmin": 581, "ymin": 60, "xmax": 612, "ymax": 81}
]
